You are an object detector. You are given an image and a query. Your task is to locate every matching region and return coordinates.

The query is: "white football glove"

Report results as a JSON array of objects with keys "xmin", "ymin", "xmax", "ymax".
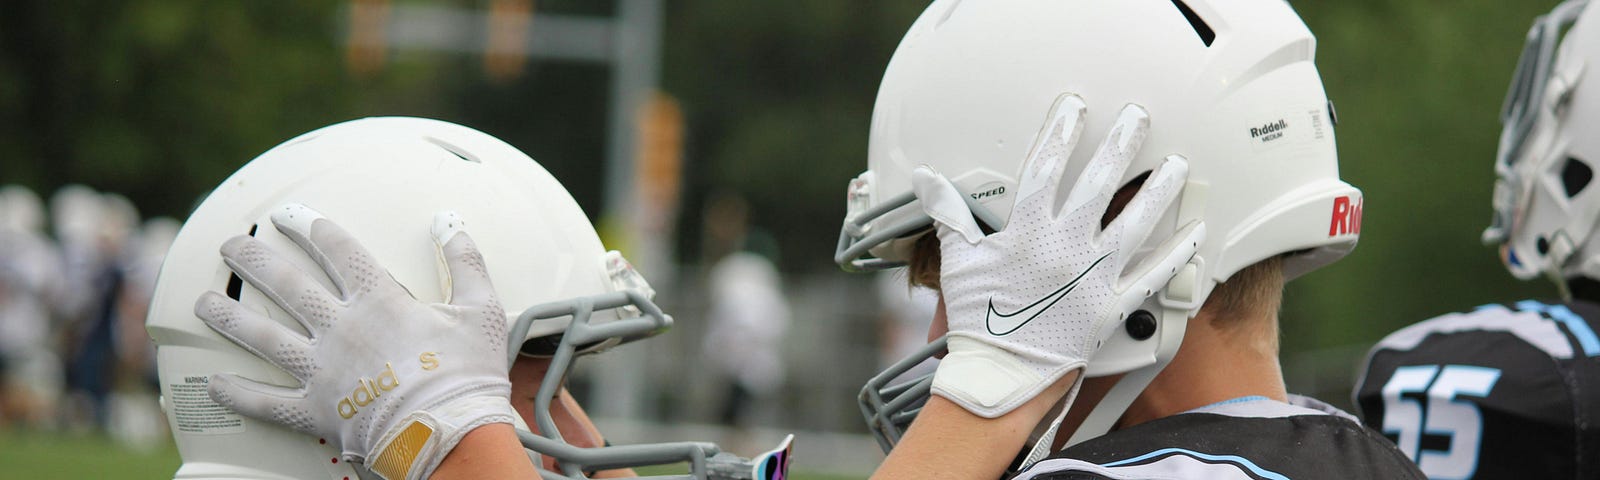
[
  {"xmin": 917, "ymin": 95, "xmax": 1204, "ymax": 418},
  {"xmin": 199, "ymin": 204, "xmax": 517, "ymax": 480}
]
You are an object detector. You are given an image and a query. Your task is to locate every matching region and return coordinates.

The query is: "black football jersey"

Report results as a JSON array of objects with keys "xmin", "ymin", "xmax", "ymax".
[
  {"xmin": 1011, "ymin": 395, "xmax": 1424, "ymax": 479},
  {"xmin": 1354, "ymin": 300, "xmax": 1600, "ymax": 479}
]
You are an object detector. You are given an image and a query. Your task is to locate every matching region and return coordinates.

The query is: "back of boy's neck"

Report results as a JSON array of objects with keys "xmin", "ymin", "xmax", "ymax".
[{"xmin": 1119, "ymin": 313, "xmax": 1287, "ymax": 427}]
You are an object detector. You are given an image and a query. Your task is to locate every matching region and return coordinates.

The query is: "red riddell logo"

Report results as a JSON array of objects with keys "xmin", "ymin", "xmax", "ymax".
[{"xmin": 1329, "ymin": 195, "xmax": 1363, "ymax": 237}]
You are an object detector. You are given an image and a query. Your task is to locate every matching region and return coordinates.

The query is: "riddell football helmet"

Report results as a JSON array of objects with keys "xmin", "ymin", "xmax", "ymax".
[
  {"xmin": 1485, "ymin": 0, "xmax": 1600, "ymax": 291},
  {"xmin": 840, "ymin": 0, "xmax": 1361, "ymax": 450},
  {"xmin": 147, "ymin": 117, "xmax": 791, "ymax": 480}
]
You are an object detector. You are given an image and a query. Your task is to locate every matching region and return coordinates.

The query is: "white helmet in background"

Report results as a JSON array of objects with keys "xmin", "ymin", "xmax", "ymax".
[
  {"xmin": 0, "ymin": 185, "xmax": 45, "ymax": 233},
  {"xmin": 1485, "ymin": 0, "xmax": 1600, "ymax": 290},
  {"xmin": 148, "ymin": 117, "xmax": 790, "ymax": 480},
  {"xmin": 99, "ymin": 192, "xmax": 141, "ymax": 257},
  {"xmin": 843, "ymin": 0, "xmax": 1360, "ymax": 450},
  {"xmin": 51, "ymin": 184, "xmax": 105, "ymax": 247}
]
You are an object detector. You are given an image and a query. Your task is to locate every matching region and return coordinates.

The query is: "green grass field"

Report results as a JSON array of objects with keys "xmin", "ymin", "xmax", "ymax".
[
  {"xmin": 0, "ymin": 429, "xmax": 180, "ymax": 478},
  {"xmin": 0, "ymin": 429, "xmax": 856, "ymax": 479}
]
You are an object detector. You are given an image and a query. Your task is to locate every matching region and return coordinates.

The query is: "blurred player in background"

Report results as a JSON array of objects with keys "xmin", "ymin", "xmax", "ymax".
[
  {"xmin": 703, "ymin": 251, "xmax": 790, "ymax": 432},
  {"xmin": 117, "ymin": 216, "xmax": 179, "ymax": 386},
  {"xmin": 53, "ymin": 186, "xmax": 139, "ymax": 431},
  {"xmin": 1355, "ymin": 1, "xmax": 1600, "ymax": 478},
  {"xmin": 50, "ymin": 185, "xmax": 108, "ymax": 332},
  {"xmin": 699, "ymin": 193, "xmax": 792, "ymax": 439},
  {"xmin": 1, "ymin": 183, "xmax": 170, "ymax": 442},
  {"xmin": 108, "ymin": 216, "xmax": 180, "ymax": 449},
  {"xmin": 0, "ymin": 185, "xmax": 65, "ymax": 428},
  {"xmin": 837, "ymin": 1, "xmax": 1422, "ymax": 478}
]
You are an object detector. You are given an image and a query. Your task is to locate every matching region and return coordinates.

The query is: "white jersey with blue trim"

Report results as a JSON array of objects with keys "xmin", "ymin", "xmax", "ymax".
[
  {"xmin": 1355, "ymin": 300, "xmax": 1600, "ymax": 480},
  {"xmin": 1012, "ymin": 395, "xmax": 1424, "ymax": 480}
]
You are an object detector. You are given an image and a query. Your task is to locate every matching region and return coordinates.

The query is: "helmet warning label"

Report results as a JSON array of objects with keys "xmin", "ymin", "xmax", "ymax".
[{"xmin": 169, "ymin": 375, "xmax": 245, "ymax": 434}]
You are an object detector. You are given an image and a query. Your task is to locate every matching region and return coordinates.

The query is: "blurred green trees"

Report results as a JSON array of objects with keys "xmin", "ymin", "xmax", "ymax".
[
  {"xmin": 3, "ymin": 1, "xmax": 384, "ymax": 216},
  {"xmin": 0, "ymin": 0, "xmax": 1568, "ymax": 352},
  {"xmin": 1286, "ymin": 1, "xmax": 1553, "ymax": 352}
]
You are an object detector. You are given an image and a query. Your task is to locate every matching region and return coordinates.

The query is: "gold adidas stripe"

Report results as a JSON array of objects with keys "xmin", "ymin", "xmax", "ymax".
[{"xmin": 370, "ymin": 421, "xmax": 435, "ymax": 480}]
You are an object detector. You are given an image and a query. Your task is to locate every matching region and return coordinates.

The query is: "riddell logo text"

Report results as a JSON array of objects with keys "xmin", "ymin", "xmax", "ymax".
[
  {"xmin": 1329, "ymin": 196, "xmax": 1363, "ymax": 237},
  {"xmin": 1250, "ymin": 119, "xmax": 1289, "ymax": 141}
]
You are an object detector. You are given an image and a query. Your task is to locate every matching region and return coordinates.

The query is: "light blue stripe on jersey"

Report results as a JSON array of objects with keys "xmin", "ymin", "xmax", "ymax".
[
  {"xmin": 1197, "ymin": 395, "xmax": 1270, "ymax": 410},
  {"xmin": 1101, "ymin": 448, "xmax": 1290, "ymax": 480},
  {"xmin": 1513, "ymin": 300, "xmax": 1600, "ymax": 356}
]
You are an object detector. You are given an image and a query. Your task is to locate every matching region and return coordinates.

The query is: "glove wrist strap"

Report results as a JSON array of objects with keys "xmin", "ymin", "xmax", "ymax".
[
  {"xmin": 931, "ymin": 336, "xmax": 1060, "ymax": 417},
  {"xmin": 367, "ymin": 396, "xmax": 517, "ymax": 480}
]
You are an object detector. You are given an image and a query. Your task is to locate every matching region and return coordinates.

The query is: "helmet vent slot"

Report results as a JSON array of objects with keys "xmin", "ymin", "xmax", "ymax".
[
  {"xmin": 1171, "ymin": 0, "xmax": 1215, "ymax": 47},
  {"xmin": 1561, "ymin": 156, "xmax": 1592, "ymax": 197},
  {"xmin": 285, "ymin": 134, "xmax": 321, "ymax": 147},
  {"xmin": 226, "ymin": 223, "xmax": 260, "ymax": 300},
  {"xmin": 427, "ymin": 137, "xmax": 480, "ymax": 163},
  {"xmin": 936, "ymin": 0, "xmax": 964, "ymax": 27}
]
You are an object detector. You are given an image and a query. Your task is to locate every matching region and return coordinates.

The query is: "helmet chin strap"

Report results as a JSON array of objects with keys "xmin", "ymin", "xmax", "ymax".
[
  {"xmin": 1061, "ymin": 181, "xmax": 1209, "ymax": 450},
  {"xmin": 1011, "ymin": 259, "xmax": 1203, "ymax": 472},
  {"xmin": 1548, "ymin": 231, "xmax": 1578, "ymax": 301},
  {"xmin": 1065, "ymin": 260, "xmax": 1201, "ymax": 447}
]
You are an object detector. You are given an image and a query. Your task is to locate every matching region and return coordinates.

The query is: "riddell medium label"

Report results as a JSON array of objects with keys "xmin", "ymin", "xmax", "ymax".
[
  {"xmin": 169, "ymin": 375, "xmax": 245, "ymax": 434},
  {"xmin": 1246, "ymin": 106, "xmax": 1328, "ymax": 153},
  {"xmin": 1250, "ymin": 119, "xmax": 1288, "ymax": 142}
]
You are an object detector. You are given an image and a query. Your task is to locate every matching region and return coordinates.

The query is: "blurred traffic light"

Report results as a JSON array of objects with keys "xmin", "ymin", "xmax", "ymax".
[
  {"xmin": 344, "ymin": 0, "xmax": 390, "ymax": 77},
  {"xmin": 485, "ymin": 0, "xmax": 533, "ymax": 83}
]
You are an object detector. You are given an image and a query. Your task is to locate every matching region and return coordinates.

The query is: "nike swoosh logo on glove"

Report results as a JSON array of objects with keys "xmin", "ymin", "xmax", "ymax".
[{"xmin": 985, "ymin": 252, "xmax": 1115, "ymax": 336}]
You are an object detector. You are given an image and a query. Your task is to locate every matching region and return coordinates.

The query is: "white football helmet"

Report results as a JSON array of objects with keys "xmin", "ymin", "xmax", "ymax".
[
  {"xmin": 842, "ymin": 0, "xmax": 1361, "ymax": 450},
  {"xmin": 1485, "ymin": 0, "xmax": 1600, "ymax": 291},
  {"xmin": 147, "ymin": 117, "xmax": 791, "ymax": 480}
]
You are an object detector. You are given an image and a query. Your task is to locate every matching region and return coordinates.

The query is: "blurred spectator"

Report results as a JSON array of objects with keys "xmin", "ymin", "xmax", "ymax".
[
  {"xmin": 117, "ymin": 217, "xmax": 178, "ymax": 384},
  {"xmin": 698, "ymin": 192, "xmax": 791, "ymax": 433},
  {"xmin": 0, "ymin": 185, "xmax": 66, "ymax": 428},
  {"xmin": 50, "ymin": 185, "xmax": 108, "ymax": 328},
  {"xmin": 0, "ymin": 183, "xmax": 175, "ymax": 446},
  {"xmin": 702, "ymin": 251, "xmax": 791, "ymax": 428},
  {"xmin": 54, "ymin": 186, "xmax": 141, "ymax": 432},
  {"xmin": 107, "ymin": 217, "xmax": 179, "ymax": 449}
]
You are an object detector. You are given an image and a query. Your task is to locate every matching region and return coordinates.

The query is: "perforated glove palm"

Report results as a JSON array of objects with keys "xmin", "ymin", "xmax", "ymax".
[
  {"xmin": 915, "ymin": 96, "xmax": 1204, "ymax": 418},
  {"xmin": 198, "ymin": 204, "xmax": 516, "ymax": 480}
]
